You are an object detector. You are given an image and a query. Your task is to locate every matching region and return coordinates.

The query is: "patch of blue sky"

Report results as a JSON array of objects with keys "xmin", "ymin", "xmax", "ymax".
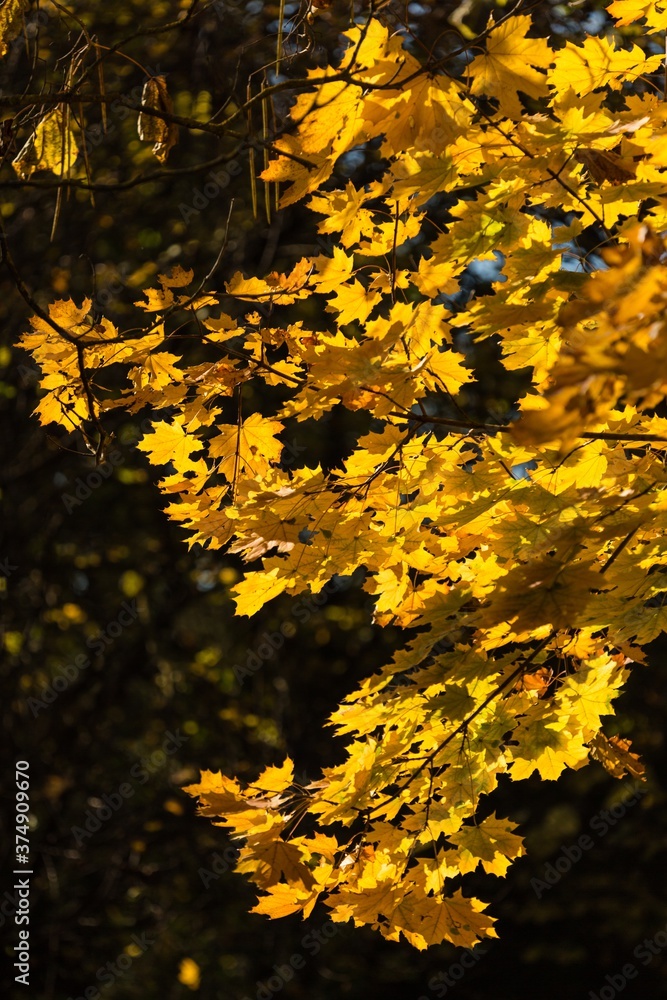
[{"xmin": 510, "ymin": 460, "xmax": 538, "ymax": 481}]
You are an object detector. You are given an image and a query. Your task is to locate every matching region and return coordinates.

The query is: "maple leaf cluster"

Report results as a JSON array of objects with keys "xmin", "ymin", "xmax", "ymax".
[{"xmin": 14, "ymin": 0, "xmax": 665, "ymax": 948}]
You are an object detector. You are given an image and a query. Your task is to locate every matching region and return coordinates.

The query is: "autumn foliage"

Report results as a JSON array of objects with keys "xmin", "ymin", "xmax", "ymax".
[{"xmin": 13, "ymin": 0, "xmax": 667, "ymax": 950}]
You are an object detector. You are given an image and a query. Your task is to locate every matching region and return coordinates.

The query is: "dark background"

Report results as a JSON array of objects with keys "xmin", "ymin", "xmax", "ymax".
[{"xmin": 2, "ymin": 1, "xmax": 666, "ymax": 998}]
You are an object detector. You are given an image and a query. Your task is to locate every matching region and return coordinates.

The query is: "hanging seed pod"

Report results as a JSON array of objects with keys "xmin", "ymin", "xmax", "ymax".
[{"xmin": 138, "ymin": 75, "xmax": 178, "ymax": 163}]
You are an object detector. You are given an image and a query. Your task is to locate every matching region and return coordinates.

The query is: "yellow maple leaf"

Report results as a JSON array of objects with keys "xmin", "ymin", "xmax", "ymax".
[
  {"xmin": 450, "ymin": 816, "xmax": 525, "ymax": 876},
  {"xmin": 511, "ymin": 716, "xmax": 588, "ymax": 780},
  {"xmin": 183, "ymin": 770, "xmax": 243, "ymax": 810},
  {"xmin": 482, "ymin": 558, "xmax": 609, "ymax": 632},
  {"xmin": 310, "ymin": 247, "xmax": 354, "ymax": 293},
  {"xmin": 237, "ymin": 839, "xmax": 314, "ymax": 890},
  {"xmin": 551, "ymin": 37, "xmax": 662, "ymax": 98},
  {"xmin": 309, "ymin": 182, "xmax": 373, "ymax": 246},
  {"xmin": 226, "ymin": 259, "xmax": 311, "ymax": 304},
  {"xmin": 468, "ymin": 15, "xmax": 552, "ymax": 119},
  {"xmin": 137, "ymin": 266, "xmax": 194, "ymax": 311},
  {"xmin": 34, "ymin": 383, "xmax": 90, "ymax": 430},
  {"xmin": 409, "ymin": 255, "xmax": 459, "ymax": 299},
  {"xmin": 589, "ymin": 733, "xmax": 646, "ymax": 781},
  {"xmin": 207, "ymin": 412, "xmax": 284, "ymax": 482},
  {"xmin": 231, "ymin": 567, "xmax": 290, "ymax": 617},
  {"xmin": 411, "ymin": 891, "xmax": 496, "ymax": 950},
  {"xmin": 607, "ymin": 0, "xmax": 667, "ymax": 29},
  {"xmin": 391, "ymin": 153, "xmax": 459, "ymax": 204},
  {"xmin": 250, "ymin": 759, "xmax": 295, "ymax": 794},
  {"xmin": 137, "ymin": 419, "xmax": 204, "ymax": 475},
  {"xmin": 560, "ymin": 655, "xmax": 629, "ymax": 731},
  {"xmin": 251, "ymin": 881, "xmax": 318, "ymax": 919},
  {"xmin": 184, "ymin": 770, "xmax": 288, "ymax": 836},
  {"xmin": 421, "ymin": 345, "xmax": 473, "ymax": 394},
  {"xmin": 130, "ymin": 351, "xmax": 183, "ymax": 389},
  {"xmin": 325, "ymin": 280, "xmax": 382, "ymax": 327}
]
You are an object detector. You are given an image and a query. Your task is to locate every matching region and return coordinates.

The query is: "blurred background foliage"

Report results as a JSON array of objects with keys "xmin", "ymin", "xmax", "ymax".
[{"xmin": 1, "ymin": 1, "xmax": 666, "ymax": 998}]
